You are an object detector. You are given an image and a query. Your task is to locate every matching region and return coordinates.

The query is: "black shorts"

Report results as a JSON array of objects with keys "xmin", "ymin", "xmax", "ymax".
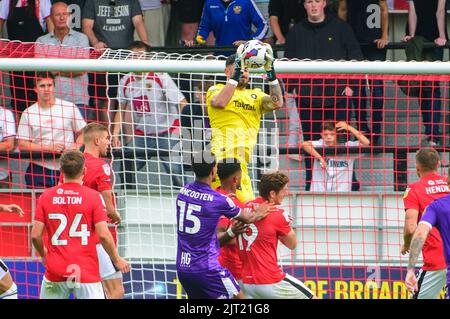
[
  {"xmin": 88, "ymin": 72, "xmax": 121, "ymax": 100},
  {"xmin": 178, "ymin": 0, "xmax": 205, "ymax": 23}
]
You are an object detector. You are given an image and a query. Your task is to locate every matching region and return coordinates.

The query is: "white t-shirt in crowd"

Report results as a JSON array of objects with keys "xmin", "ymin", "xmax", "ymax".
[
  {"xmin": 17, "ymin": 98, "xmax": 86, "ymax": 170},
  {"xmin": 0, "ymin": 107, "xmax": 15, "ymax": 180},
  {"xmin": 117, "ymin": 72, "xmax": 185, "ymax": 136},
  {"xmin": 311, "ymin": 139, "xmax": 360, "ymax": 193}
]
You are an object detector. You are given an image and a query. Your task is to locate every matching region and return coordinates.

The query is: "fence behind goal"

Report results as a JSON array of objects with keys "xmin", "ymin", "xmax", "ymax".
[{"xmin": 0, "ymin": 40, "xmax": 449, "ymax": 299}]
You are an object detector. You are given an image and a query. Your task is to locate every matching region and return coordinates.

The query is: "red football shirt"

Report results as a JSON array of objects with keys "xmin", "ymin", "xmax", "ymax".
[
  {"xmin": 216, "ymin": 187, "xmax": 244, "ymax": 280},
  {"xmin": 238, "ymin": 197, "xmax": 292, "ymax": 284},
  {"xmin": 35, "ymin": 183, "xmax": 108, "ymax": 283},
  {"xmin": 83, "ymin": 152, "xmax": 117, "ymax": 244},
  {"xmin": 403, "ymin": 172, "xmax": 449, "ymax": 270}
]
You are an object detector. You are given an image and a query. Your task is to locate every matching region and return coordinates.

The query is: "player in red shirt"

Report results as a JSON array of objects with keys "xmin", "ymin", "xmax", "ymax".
[
  {"xmin": 238, "ymin": 171, "xmax": 316, "ymax": 299},
  {"xmin": 215, "ymin": 159, "xmax": 248, "ymax": 283},
  {"xmin": 31, "ymin": 150, "xmax": 130, "ymax": 299},
  {"xmin": 0, "ymin": 204, "xmax": 25, "ymax": 299},
  {"xmin": 81, "ymin": 123, "xmax": 124, "ymax": 299},
  {"xmin": 402, "ymin": 148, "xmax": 448, "ymax": 299}
]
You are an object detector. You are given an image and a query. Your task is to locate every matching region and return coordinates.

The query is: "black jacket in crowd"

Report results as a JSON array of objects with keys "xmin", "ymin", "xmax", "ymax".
[{"xmin": 285, "ymin": 14, "xmax": 363, "ymax": 108}]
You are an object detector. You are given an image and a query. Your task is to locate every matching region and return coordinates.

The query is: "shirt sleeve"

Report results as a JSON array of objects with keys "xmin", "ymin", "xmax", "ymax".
[
  {"xmin": 419, "ymin": 203, "xmax": 438, "ymax": 230},
  {"xmin": 34, "ymin": 194, "xmax": 46, "ymax": 223},
  {"xmin": 72, "ymin": 105, "xmax": 87, "ymax": 132},
  {"xmin": 131, "ymin": 0, "xmax": 143, "ymax": 18},
  {"xmin": 96, "ymin": 163, "xmax": 113, "ymax": 192},
  {"xmin": 206, "ymin": 85, "xmax": 221, "ymax": 105},
  {"xmin": 82, "ymin": 0, "xmax": 95, "ymax": 20},
  {"xmin": 92, "ymin": 193, "xmax": 108, "ymax": 225},
  {"xmin": 268, "ymin": 0, "xmax": 281, "ymax": 17},
  {"xmin": 249, "ymin": 0, "xmax": 268, "ymax": 40},
  {"xmin": 4, "ymin": 109, "xmax": 16, "ymax": 138},
  {"xmin": 0, "ymin": 0, "xmax": 10, "ymax": 20},
  {"xmin": 161, "ymin": 73, "xmax": 186, "ymax": 104},
  {"xmin": 275, "ymin": 211, "xmax": 292, "ymax": 238},
  {"xmin": 403, "ymin": 186, "xmax": 420, "ymax": 211},
  {"xmin": 218, "ymin": 195, "xmax": 241, "ymax": 220},
  {"xmin": 17, "ymin": 111, "xmax": 31, "ymax": 141},
  {"xmin": 40, "ymin": 0, "xmax": 52, "ymax": 20},
  {"xmin": 197, "ymin": 2, "xmax": 211, "ymax": 40}
]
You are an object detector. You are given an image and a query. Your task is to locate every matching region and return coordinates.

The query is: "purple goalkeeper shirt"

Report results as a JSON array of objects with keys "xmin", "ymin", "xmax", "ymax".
[
  {"xmin": 176, "ymin": 181, "xmax": 241, "ymax": 273},
  {"xmin": 420, "ymin": 194, "xmax": 450, "ymax": 284}
]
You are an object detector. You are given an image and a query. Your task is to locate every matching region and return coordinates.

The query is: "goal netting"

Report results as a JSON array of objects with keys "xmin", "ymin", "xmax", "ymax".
[{"xmin": 0, "ymin": 39, "xmax": 449, "ymax": 299}]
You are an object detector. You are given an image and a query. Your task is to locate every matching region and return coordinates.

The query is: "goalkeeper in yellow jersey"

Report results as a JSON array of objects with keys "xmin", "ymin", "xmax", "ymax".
[{"xmin": 207, "ymin": 47, "xmax": 283, "ymax": 202}]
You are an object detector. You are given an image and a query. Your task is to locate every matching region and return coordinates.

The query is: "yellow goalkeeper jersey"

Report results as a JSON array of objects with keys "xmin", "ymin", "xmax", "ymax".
[{"xmin": 206, "ymin": 84, "xmax": 269, "ymax": 163}]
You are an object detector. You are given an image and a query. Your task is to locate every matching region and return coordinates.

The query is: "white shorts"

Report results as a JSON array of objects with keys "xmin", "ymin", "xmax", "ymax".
[
  {"xmin": 0, "ymin": 258, "xmax": 8, "ymax": 281},
  {"xmin": 241, "ymin": 273, "xmax": 314, "ymax": 299},
  {"xmin": 413, "ymin": 268, "xmax": 447, "ymax": 299},
  {"xmin": 96, "ymin": 244, "xmax": 123, "ymax": 281},
  {"xmin": 40, "ymin": 276, "xmax": 105, "ymax": 299}
]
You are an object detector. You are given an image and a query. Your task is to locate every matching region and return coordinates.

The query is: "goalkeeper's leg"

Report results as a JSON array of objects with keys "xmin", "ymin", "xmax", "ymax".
[{"xmin": 0, "ymin": 260, "xmax": 18, "ymax": 299}]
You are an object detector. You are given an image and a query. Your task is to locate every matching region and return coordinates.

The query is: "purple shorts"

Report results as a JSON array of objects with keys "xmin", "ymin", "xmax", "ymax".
[{"xmin": 177, "ymin": 267, "xmax": 240, "ymax": 299}]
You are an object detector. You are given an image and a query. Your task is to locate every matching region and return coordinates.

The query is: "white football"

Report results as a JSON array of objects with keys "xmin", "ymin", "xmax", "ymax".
[{"xmin": 237, "ymin": 40, "xmax": 268, "ymax": 69}]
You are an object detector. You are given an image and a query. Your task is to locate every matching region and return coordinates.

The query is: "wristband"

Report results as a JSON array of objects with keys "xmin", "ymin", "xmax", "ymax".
[
  {"xmin": 269, "ymin": 79, "xmax": 279, "ymax": 86},
  {"xmin": 227, "ymin": 79, "xmax": 238, "ymax": 86},
  {"xmin": 226, "ymin": 227, "xmax": 236, "ymax": 238}
]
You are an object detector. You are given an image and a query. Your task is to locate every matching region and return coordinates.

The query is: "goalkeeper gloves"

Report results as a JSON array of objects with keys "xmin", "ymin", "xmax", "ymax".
[
  {"xmin": 231, "ymin": 56, "xmax": 243, "ymax": 83},
  {"xmin": 263, "ymin": 44, "xmax": 277, "ymax": 82}
]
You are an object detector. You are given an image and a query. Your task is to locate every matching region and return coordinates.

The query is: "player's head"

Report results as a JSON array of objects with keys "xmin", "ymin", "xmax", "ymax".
[
  {"xmin": 415, "ymin": 148, "xmax": 440, "ymax": 176},
  {"xmin": 225, "ymin": 54, "xmax": 249, "ymax": 88},
  {"xmin": 217, "ymin": 158, "xmax": 242, "ymax": 189},
  {"xmin": 192, "ymin": 150, "xmax": 217, "ymax": 180},
  {"xmin": 60, "ymin": 149, "xmax": 85, "ymax": 181},
  {"xmin": 83, "ymin": 123, "xmax": 110, "ymax": 157},
  {"xmin": 34, "ymin": 72, "xmax": 55, "ymax": 103},
  {"xmin": 258, "ymin": 171, "xmax": 289, "ymax": 205},
  {"xmin": 320, "ymin": 121, "xmax": 336, "ymax": 146},
  {"xmin": 128, "ymin": 40, "xmax": 151, "ymax": 58},
  {"xmin": 51, "ymin": 2, "xmax": 70, "ymax": 31},
  {"xmin": 303, "ymin": 0, "xmax": 327, "ymax": 22}
]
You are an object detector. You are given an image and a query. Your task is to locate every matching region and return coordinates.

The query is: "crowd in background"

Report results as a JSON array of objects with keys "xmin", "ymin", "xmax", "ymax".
[{"xmin": 0, "ymin": 0, "xmax": 447, "ymax": 192}]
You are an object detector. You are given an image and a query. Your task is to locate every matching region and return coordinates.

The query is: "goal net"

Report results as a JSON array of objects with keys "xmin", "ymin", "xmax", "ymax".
[{"xmin": 0, "ymin": 39, "xmax": 448, "ymax": 299}]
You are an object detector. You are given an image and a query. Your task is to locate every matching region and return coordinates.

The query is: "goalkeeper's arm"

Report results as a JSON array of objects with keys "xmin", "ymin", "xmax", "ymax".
[
  {"xmin": 210, "ymin": 57, "xmax": 244, "ymax": 108},
  {"xmin": 262, "ymin": 45, "xmax": 283, "ymax": 111}
]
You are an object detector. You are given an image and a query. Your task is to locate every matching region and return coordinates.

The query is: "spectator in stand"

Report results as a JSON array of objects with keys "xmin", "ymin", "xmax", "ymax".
[
  {"xmin": 402, "ymin": 0, "xmax": 447, "ymax": 147},
  {"xmin": 338, "ymin": 0, "xmax": 389, "ymax": 146},
  {"xmin": 50, "ymin": 0, "xmax": 85, "ymax": 32},
  {"xmin": 82, "ymin": 0, "xmax": 150, "ymax": 124},
  {"xmin": 302, "ymin": 121, "xmax": 370, "ymax": 192},
  {"xmin": 111, "ymin": 41, "xmax": 187, "ymax": 189},
  {"xmin": 178, "ymin": 0, "xmax": 206, "ymax": 44},
  {"xmin": 285, "ymin": 0, "xmax": 363, "ymax": 191},
  {"xmin": 137, "ymin": 0, "xmax": 170, "ymax": 47},
  {"xmin": 0, "ymin": 106, "xmax": 16, "ymax": 188},
  {"xmin": 0, "ymin": 0, "xmax": 53, "ymax": 115},
  {"xmin": 269, "ymin": 0, "xmax": 305, "ymax": 46},
  {"xmin": 194, "ymin": 0, "xmax": 268, "ymax": 55},
  {"xmin": 36, "ymin": 2, "xmax": 90, "ymax": 120},
  {"xmin": 17, "ymin": 72, "xmax": 86, "ymax": 189}
]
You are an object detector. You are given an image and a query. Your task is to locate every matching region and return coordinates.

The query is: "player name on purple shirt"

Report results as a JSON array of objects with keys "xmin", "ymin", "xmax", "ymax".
[
  {"xmin": 176, "ymin": 181, "xmax": 241, "ymax": 273},
  {"xmin": 420, "ymin": 194, "xmax": 450, "ymax": 284}
]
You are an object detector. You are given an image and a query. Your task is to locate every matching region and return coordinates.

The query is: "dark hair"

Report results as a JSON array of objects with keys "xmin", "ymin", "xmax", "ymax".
[
  {"xmin": 192, "ymin": 150, "xmax": 217, "ymax": 178},
  {"xmin": 225, "ymin": 54, "xmax": 237, "ymax": 67},
  {"xmin": 128, "ymin": 41, "xmax": 151, "ymax": 53},
  {"xmin": 60, "ymin": 150, "xmax": 85, "ymax": 179},
  {"xmin": 34, "ymin": 72, "xmax": 55, "ymax": 87},
  {"xmin": 321, "ymin": 121, "xmax": 335, "ymax": 132},
  {"xmin": 258, "ymin": 171, "xmax": 289, "ymax": 200},
  {"xmin": 217, "ymin": 158, "xmax": 241, "ymax": 181},
  {"xmin": 416, "ymin": 148, "xmax": 440, "ymax": 172},
  {"xmin": 83, "ymin": 122, "xmax": 108, "ymax": 144}
]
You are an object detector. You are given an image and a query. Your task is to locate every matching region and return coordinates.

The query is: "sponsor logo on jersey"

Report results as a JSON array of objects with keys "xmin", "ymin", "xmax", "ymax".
[
  {"xmin": 403, "ymin": 187, "xmax": 410, "ymax": 199},
  {"xmin": 146, "ymin": 82, "xmax": 152, "ymax": 90},
  {"xmin": 251, "ymin": 94, "xmax": 257, "ymax": 99},
  {"xmin": 233, "ymin": 100, "xmax": 256, "ymax": 111},
  {"xmin": 428, "ymin": 180, "xmax": 436, "ymax": 186},
  {"xmin": 57, "ymin": 188, "xmax": 64, "ymax": 195},
  {"xmin": 102, "ymin": 164, "xmax": 111, "ymax": 176},
  {"xmin": 233, "ymin": 5, "xmax": 241, "ymax": 14}
]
